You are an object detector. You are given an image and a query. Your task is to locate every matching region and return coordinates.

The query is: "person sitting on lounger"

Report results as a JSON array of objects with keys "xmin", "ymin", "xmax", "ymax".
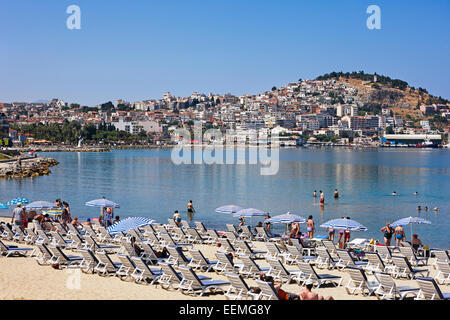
[
  {"xmin": 71, "ymin": 216, "xmax": 81, "ymax": 228},
  {"xmin": 411, "ymin": 234, "xmax": 423, "ymax": 252},
  {"xmin": 252, "ymin": 273, "xmax": 300, "ymax": 300},
  {"xmin": 299, "ymin": 280, "xmax": 334, "ymax": 300}
]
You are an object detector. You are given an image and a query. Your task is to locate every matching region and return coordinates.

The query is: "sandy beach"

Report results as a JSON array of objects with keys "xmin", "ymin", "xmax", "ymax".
[{"xmin": 0, "ymin": 217, "xmax": 444, "ymax": 300}]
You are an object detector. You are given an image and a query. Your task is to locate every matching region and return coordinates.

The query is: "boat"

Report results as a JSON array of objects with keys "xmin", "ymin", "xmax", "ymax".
[{"xmin": 416, "ymin": 139, "xmax": 438, "ymax": 148}]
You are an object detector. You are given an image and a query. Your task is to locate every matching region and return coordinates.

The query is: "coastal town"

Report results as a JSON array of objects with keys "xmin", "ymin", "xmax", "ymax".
[{"xmin": 1, "ymin": 72, "xmax": 449, "ymax": 149}]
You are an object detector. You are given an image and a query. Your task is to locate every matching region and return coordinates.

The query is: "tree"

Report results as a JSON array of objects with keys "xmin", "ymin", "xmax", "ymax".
[{"xmin": 385, "ymin": 126, "xmax": 394, "ymax": 134}]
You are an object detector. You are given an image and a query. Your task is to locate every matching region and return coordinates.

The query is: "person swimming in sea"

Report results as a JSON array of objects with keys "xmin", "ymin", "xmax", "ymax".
[
  {"xmin": 414, "ymin": 191, "xmax": 418, "ymax": 195},
  {"xmin": 392, "ymin": 191, "xmax": 397, "ymax": 196},
  {"xmin": 334, "ymin": 189, "xmax": 339, "ymax": 199},
  {"xmin": 417, "ymin": 206, "xmax": 421, "ymax": 212}
]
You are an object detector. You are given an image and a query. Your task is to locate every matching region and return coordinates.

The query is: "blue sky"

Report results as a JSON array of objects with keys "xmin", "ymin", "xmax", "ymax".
[{"xmin": 1, "ymin": 0, "xmax": 449, "ymax": 106}]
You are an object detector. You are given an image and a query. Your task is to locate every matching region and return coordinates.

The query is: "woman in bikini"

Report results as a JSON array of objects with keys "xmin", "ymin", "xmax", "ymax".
[
  {"xmin": 394, "ymin": 225, "xmax": 405, "ymax": 247},
  {"xmin": 306, "ymin": 215, "xmax": 315, "ymax": 239}
]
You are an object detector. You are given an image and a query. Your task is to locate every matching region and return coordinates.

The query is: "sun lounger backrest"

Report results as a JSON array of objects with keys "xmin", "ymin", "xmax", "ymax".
[
  {"xmin": 37, "ymin": 243, "xmax": 53, "ymax": 258},
  {"xmin": 377, "ymin": 272, "xmax": 397, "ymax": 291},
  {"xmin": 219, "ymin": 238, "xmax": 235, "ymax": 252},
  {"xmin": 215, "ymin": 251, "xmax": 234, "ymax": 269},
  {"xmin": 207, "ymin": 229, "xmax": 219, "ymax": 240},
  {"xmin": 118, "ymin": 254, "xmax": 136, "ymax": 270},
  {"xmin": 194, "ymin": 222, "xmax": 207, "ymax": 233},
  {"xmin": 322, "ymin": 240, "xmax": 337, "ymax": 253},
  {"xmin": 97, "ymin": 251, "xmax": 116, "ymax": 269},
  {"xmin": 392, "ymin": 255, "xmax": 412, "ymax": 271},
  {"xmin": 181, "ymin": 220, "xmax": 190, "ymax": 230},
  {"xmin": 226, "ymin": 224, "xmax": 238, "ymax": 233},
  {"xmin": 160, "ymin": 232, "xmax": 176, "ymax": 246},
  {"xmin": 240, "ymin": 254, "xmax": 260, "ymax": 272},
  {"xmin": 37, "ymin": 230, "xmax": 51, "ymax": 244},
  {"xmin": 160, "ymin": 262, "xmax": 182, "ymax": 283},
  {"xmin": 187, "ymin": 228, "xmax": 202, "ymax": 242},
  {"xmin": 376, "ymin": 246, "xmax": 392, "ymax": 259},
  {"xmin": 346, "ymin": 266, "xmax": 368, "ymax": 283},
  {"xmin": 436, "ymin": 261, "xmax": 450, "ymax": 274},
  {"xmin": 265, "ymin": 242, "xmax": 280, "ymax": 256},
  {"xmin": 399, "ymin": 246, "xmax": 415, "ymax": 260},
  {"xmin": 225, "ymin": 231, "xmax": 237, "ymax": 241},
  {"xmin": 146, "ymin": 232, "xmax": 160, "ymax": 245},
  {"xmin": 286, "ymin": 245, "xmax": 301, "ymax": 258},
  {"xmin": 434, "ymin": 251, "xmax": 450, "ymax": 263},
  {"xmin": 416, "ymin": 277, "xmax": 445, "ymax": 300},
  {"xmin": 167, "ymin": 245, "xmax": 189, "ymax": 263},
  {"xmin": 0, "ymin": 239, "xmax": 9, "ymax": 252},
  {"xmin": 225, "ymin": 272, "xmax": 250, "ymax": 293},
  {"xmin": 178, "ymin": 266, "xmax": 202, "ymax": 287},
  {"xmin": 255, "ymin": 280, "xmax": 280, "ymax": 300},
  {"xmin": 297, "ymin": 262, "xmax": 318, "ymax": 280},
  {"xmin": 268, "ymin": 259, "xmax": 289, "ymax": 276},
  {"xmin": 131, "ymin": 256, "xmax": 156, "ymax": 276},
  {"xmin": 189, "ymin": 249, "xmax": 208, "ymax": 265},
  {"xmin": 365, "ymin": 252, "xmax": 385, "ymax": 268},
  {"xmin": 337, "ymin": 249, "xmax": 356, "ymax": 266},
  {"xmin": 79, "ymin": 249, "xmax": 99, "ymax": 265},
  {"xmin": 141, "ymin": 243, "xmax": 159, "ymax": 261}
]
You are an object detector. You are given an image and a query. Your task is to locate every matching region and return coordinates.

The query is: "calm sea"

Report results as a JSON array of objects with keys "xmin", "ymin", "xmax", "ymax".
[{"xmin": 1, "ymin": 148, "xmax": 449, "ymax": 248}]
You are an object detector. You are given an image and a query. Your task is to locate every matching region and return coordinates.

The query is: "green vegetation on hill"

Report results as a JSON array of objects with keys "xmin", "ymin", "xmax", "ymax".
[{"xmin": 316, "ymin": 71, "xmax": 409, "ymax": 90}]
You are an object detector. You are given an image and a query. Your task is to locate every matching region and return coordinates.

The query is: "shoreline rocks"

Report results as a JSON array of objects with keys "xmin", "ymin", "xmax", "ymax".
[{"xmin": 0, "ymin": 157, "xmax": 59, "ymax": 179}]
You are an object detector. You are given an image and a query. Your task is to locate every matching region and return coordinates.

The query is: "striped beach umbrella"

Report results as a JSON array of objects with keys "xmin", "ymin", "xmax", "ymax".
[
  {"xmin": 107, "ymin": 217, "xmax": 154, "ymax": 235},
  {"xmin": 391, "ymin": 216, "xmax": 431, "ymax": 240},
  {"xmin": 233, "ymin": 208, "xmax": 267, "ymax": 218},
  {"xmin": 320, "ymin": 218, "xmax": 368, "ymax": 231},
  {"xmin": 7, "ymin": 197, "xmax": 31, "ymax": 206},
  {"xmin": 0, "ymin": 202, "xmax": 8, "ymax": 209},
  {"xmin": 25, "ymin": 201, "xmax": 58, "ymax": 210},
  {"xmin": 42, "ymin": 209, "xmax": 64, "ymax": 217},
  {"xmin": 215, "ymin": 205, "xmax": 243, "ymax": 214},
  {"xmin": 266, "ymin": 212, "xmax": 307, "ymax": 224}
]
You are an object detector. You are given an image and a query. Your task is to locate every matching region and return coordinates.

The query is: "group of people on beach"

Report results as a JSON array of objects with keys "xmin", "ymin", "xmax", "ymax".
[{"xmin": 380, "ymin": 222, "xmax": 423, "ymax": 250}]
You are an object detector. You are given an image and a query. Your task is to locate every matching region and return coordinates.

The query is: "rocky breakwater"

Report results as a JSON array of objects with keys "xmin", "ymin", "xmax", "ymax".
[{"xmin": 0, "ymin": 157, "xmax": 59, "ymax": 179}]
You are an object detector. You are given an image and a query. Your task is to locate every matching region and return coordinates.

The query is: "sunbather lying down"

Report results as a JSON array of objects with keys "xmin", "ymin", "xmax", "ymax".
[{"xmin": 251, "ymin": 273, "xmax": 334, "ymax": 300}]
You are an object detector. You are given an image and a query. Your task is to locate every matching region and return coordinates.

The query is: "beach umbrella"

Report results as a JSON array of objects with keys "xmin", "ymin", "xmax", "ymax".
[
  {"xmin": 85, "ymin": 197, "xmax": 120, "ymax": 219},
  {"xmin": 391, "ymin": 216, "xmax": 431, "ymax": 240},
  {"xmin": 42, "ymin": 209, "xmax": 64, "ymax": 217},
  {"xmin": 25, "ymin": 201, "xmax": 58, "ymax": 210},
  {"xmin": 215, "ymin": 205, "xmax": 243, "ymax": 214},
  {"xmin": 0, "ymin": 202, "xmax": 8, "ymax": 209},
  {"xmin": 320, "ymin": 218, "xmax": 368, "ymax": 231},
  {"xmin": 266, "ymin": 212, "xmax": 307, "ymax": 224},
  {"xmin": 85, "ymin": 198, "xmax": 120, "ymax": 208},
  {"xmin": 107, "ymin": 217, "xmax": 154, "ymax": 235},
  {"xmin": 266, "ymin": 212, "xmax": 307, "ymax": 236},
  {"xmin": 7, "ymin": 197, "xmax": 31, "ymax": 205},
  {"xmin": 233, "ymin": 208, "xmax": 267, "ymax": 218}
]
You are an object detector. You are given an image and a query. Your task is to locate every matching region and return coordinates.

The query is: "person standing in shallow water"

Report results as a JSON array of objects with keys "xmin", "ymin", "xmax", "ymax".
[
  {"xmin": 313, "ymin": 190, "xmax": 317, "ymax": 198},
  {"xmin": 334, "ymin": 189, "xmax": 339, "ymax": 199},
  {"xmin": 319, "ymin": 191, "xmax": 325, "ymax": 205}
]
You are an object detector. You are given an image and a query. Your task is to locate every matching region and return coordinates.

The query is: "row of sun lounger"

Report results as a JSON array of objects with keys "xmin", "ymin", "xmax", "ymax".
[{"xmin": 1, "ymin": 220, "xmax": 449, "ymax": 300}]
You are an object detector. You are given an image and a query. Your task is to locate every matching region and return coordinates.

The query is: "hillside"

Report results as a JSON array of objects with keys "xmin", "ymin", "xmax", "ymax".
[{"xmin": 316, "ymin": 71, "xmax": 449, "ymax": 127}]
